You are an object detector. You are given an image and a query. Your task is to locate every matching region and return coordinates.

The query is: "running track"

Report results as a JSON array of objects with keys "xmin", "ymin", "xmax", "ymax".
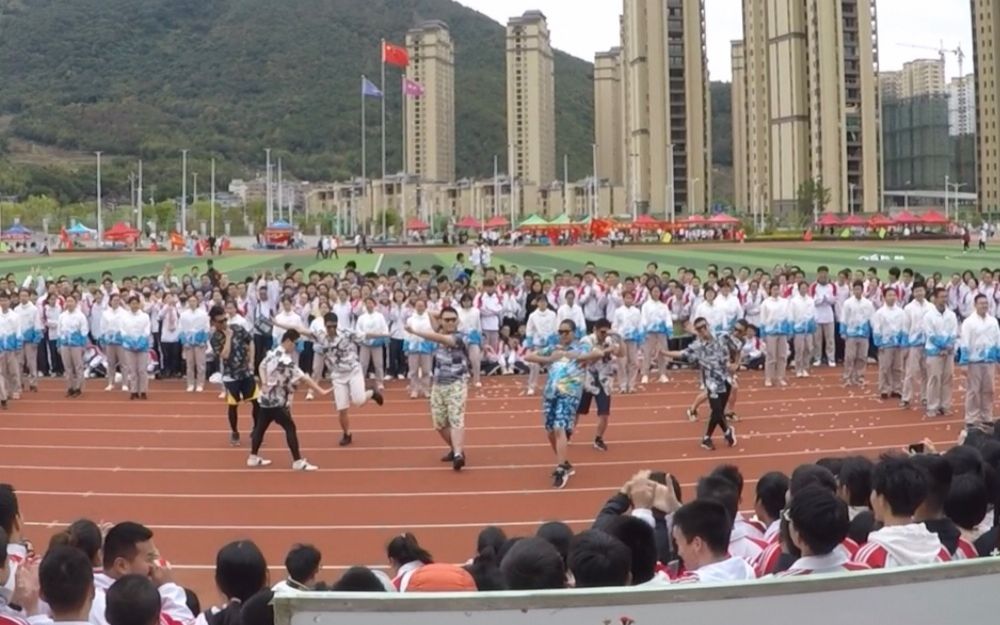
[{"xmin": 5, "ymin": 366, "xmax": 967, "ymax": 600}]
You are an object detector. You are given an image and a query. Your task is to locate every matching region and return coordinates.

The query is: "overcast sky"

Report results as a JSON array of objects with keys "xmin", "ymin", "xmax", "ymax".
[{"xmin": 458, "ymin": 0, "xmax": 974, "ymax": 81}]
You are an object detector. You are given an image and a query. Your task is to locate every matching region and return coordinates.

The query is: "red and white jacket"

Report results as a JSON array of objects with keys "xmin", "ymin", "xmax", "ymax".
[
  {"xmin": 777, "ymin": 551, "xmax": 871, "ymax": 577},
  {"xmin": 755, "ymin": 535, "xmax": 860, "ymax": 577},
  {"xmin": 673, "ymin": 555, "xmax": 757, "ymax": 584},
  {"xmin": 91, "ymin": 571, "xmax": 194, "ymax": 625},
  {"xmin": 851, "ymin": 524, "xmax": 951, "ymax": 569}
]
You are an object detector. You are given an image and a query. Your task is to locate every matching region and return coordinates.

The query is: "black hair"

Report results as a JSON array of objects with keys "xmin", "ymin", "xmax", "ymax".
[
  {"xmin": 386, "ymin": 533, "xmax": 433, "ymax": 566},
  {"xmin": 911, "ymin": 453, "xmax": 953, "ymax": 513},
  {"xmin": 788, "ymin": 486, "xmax": 850, "ymax": 556},
  {"xmin": 209, "ymin": 305, "xmax": 226, "ymax": 320},
  {"xmin": 39, "ymin": 545, "xmax": 94, "ymax": 614},
  {"xmin": 476, "ymin": 526, "xmax": 507, "ymax": 556},
  {"xmin": 499, "ymin": 536, "xmax": 565, "ymax": 590},
  {"xmin": 789, "ymin": 464, "xmax": 837, "ymax": 497},
  {"xmin": 102, "ymin": 522, "xmax": 153, "ymax": 570},
  {"xmin": 944, "ymin": 444, "xmax": 985, "ymax": 477},
  {"xmin": 240, "ymin": 589, "xmax": 276, "ymax": 625},
  {"xmin": 567, "ymin": 530, "xmax": 632, "ymax": 588},
  {"xmin": 323, "ymin": 312, "xmax": 338, "ymax": 325},
  {"xmin": 439, "ymin": 305, "xmax": 458, "ymax": 318},
  {"xmin": 184, "ymin": 588, "xmax": 201, "ymax": 617},
  {"xmin": 280, "ymin": 329, "xmax": 300, "ymax": 344},
  {"xmin": 696, "ymin": 474, "xmax": 739, "ymax": 520},
  {"xmin": 496, "ymin": 537, "xmax": 523, "ymax": 563},
  {"xmin": 0, "ymin": 527, "xmax": 8, "ymax": 566},
  {"xmin": 332, "ymin": 567, "xmax": 386, "ymax": 592},
  {"xmin": 558, "ymin": 318, "xmax": 577, "ymax": 333},
  {"xmin": 756, "ymin": 472, "xmax": 790, "ymax": 522},
  {"xmin": 593, "ymin": 318, "xmax": 612, "ymax": 331},
  {"xmin": 0, "ymin": 483, "xmax": 18, "ymax": 535},
  {"xmin": 945, "ymin": 474, "xmax": 990, "ymax": 531},
  {"xmin": 106, "ymin": 574, "xmax": 161, "ymax": 625},
  {"xmin": 284, "ymin": 544, "xmax": 321, "ymax": 585},
  {"xmin": 672, "ymin": 500, "xmax": 732, "ymax": 556},
  {"xmin": 872, "ymin": 455, "xmax": 929, "ymax": 517},
  {"xmin": 535, "ymin": 521, "xmax": 574, "ymax": 566},
  {"xmin": 602, "ymin": 516, "xmax": 657, "ymax": 585},
  {"xmin": 463, "ymin": 546, "xmax": 506, "ymax": 591},
  {"xmin": 837, "ymin": 456, "xmax": 875, "ymax": 507},
  {"xmin": 815, "ymin": 457, "xmax": 844, "ymax": 476},
  {"xmin": 710, "ymin": 464, "xmax": 745, "ymax": 499},
  {"xmin": 49, "ymin": 519, "xmax": 103, "ymax": 565},
  {"xmin": 214, "ymin": 540, "xmax": 268, "ymax": 603}
]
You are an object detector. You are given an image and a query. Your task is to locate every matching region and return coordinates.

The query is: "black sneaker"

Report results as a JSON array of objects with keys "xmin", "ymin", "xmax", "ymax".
[
  {"xmin": 880, "ymin": 393, "xmax": 889, "ymax": 400},
  {"xmin": 371, "ymin": 389, "xmax": 384, "ymax": 406},
  {"xmin": 593, "ymin": 437, "xmax": 608, "ymax": 451},
  {"xmin": 229, "ymin": 432, "xmax": 240, "ymax": 447},
  {"xmin": 686, "ymin": 408, "xmax": 698, "ymax": 422},
  {"xmin": 725, "ymin": 412, "xmax": 738, "ymax": 423},
  {"xmin": 900, "ymin": 400, "xmax": 910, "ymax": 409},
  {"xmin": 0, "ymin": 400, "xmax": 6, "ymax": 410},
  {"xmin": 701, "ymin": 437, "xmax": 716, "ymax": 451},
  {"xmin": 724, "ymin": 427, "xmax": 737, "ymax": 448},
  {"xmin": 339, "ymin": 433, "xmax": 353, "ymax": 447},
  {"xmin": 553, "ymin": 464, "xmax": 573, "ymax": 489},
  {"xmin": 441, "ymin": 450, "xmax": 455, "ymax": 462},
  {"xmin": 890, "ymin": 392, "xmax": 902, "ymax": 399},
  {"xmin": 130, "ymin": 393, "xmax": 139, "ymax": 400},
  {"xmin": 140, "ymin": 392, "xmax": 148, "ymax": 400},
  {"xmin": 452, "ymin": 453, "xmax": 465, "ymax": 471}
]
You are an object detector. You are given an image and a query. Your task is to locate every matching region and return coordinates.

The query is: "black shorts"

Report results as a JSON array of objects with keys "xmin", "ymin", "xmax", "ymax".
[
  {"xmin": 577, "ymin": 389, "xmax": 611, "ymax": 417},
  {"xmin": 224, "ymin": 376, "xmax": 259, "ymax": 406}
]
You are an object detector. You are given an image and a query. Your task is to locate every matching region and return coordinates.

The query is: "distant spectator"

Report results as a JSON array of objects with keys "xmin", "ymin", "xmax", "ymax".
[
  {"xmin": 567, "ymin": 530, "xmax": 632, "ymax": 588},
  {"xmin": 272, "ymin": 544, "xmax": 321, "ymax": 592},
  {"xmin": 500, "ymin": 537, "xmax": 566, "ymax": 590},
  {"xmin": 672, "ymin": 500, "xmax": 756, "ymax": 583},
  {"xmin": 387, "ymin": 533, "xmax": 432, "ymax": 592}
]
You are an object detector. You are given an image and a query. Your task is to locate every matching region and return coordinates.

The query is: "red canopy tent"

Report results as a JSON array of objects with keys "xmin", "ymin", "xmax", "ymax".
[
  {"xmin": 455, "ymin": 216, "xmax": 481, "ymax": 229},
  {"xmin": 682, "ymin": 214, "xmax": 708, "ymax": 226},
  {"xmin": 891, "ymin": 210, "xmax": 921, "ymax": 224},
  {"xmin": 869, "ymin": 214, "xmax": 896, "ymax": 228},
  {"xmin": 632, "ymin": 214, "xmax": 663, "ymax": 230},
  {"xmin": 842, "ymin": 214, "xmax": 867, "ymax": 227},
  {"xmin": 485, "ymin": 215, "xmax": 510, "ymax": 228},
  {"xmin": 406, "ymin": 218, "xmax": 430, "ymax": 231},
  {"xmin": 815, "ymin": 214, "xmax": 841, "ymax": 226},
  {"xmin": 920, "ymin": 210, "xmax": 951, "ymax": 225},
  {"xmin": 709, "ymin": 213, "xmax": 741, "ymax": 225},
  {"xmin": 103, "ymin": 221, "xmax": 140, "ymax": 243}
]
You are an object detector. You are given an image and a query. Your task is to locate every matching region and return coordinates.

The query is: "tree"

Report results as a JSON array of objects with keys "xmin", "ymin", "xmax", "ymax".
[{"xmin": 796, "ymin": 178, "xmax": 831, "ymax": 221}]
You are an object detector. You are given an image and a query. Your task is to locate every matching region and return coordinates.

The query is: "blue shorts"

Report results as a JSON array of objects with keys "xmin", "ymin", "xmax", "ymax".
[{"xmin": 543, "ymin": 394, "xmax": 579, "ymax": 433}]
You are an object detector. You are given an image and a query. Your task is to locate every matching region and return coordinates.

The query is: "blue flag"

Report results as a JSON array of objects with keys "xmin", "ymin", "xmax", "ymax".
[{"xmin": 362, "ymin": 76, "xmax": 383, "ymax": 99}]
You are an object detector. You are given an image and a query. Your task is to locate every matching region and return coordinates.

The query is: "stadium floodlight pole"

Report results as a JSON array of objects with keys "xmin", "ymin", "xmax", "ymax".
[
  {"xmin": 277, "ymin": 158, "xmax": 284, "ymax": 223},
  {"xmin": 95, "ymin": 151, "xmax": 103, "ymax": 240},
  {"xmin": 192, "ymin": 172, "xmax": 198, "ymax": 208},
  {"xmin": 667, "ymin": 143, "xmax": 675, "ymax": 223},
  {"xmin": 210, "ymin": 158, "xmax": 216, "ymax": 238},
  {"xmin": 493, "ymin": 155, "xmax": 499, "ymax": 220},
  {"xmin": 137, "ymin": 160, "xmax": 143, "ymax": 235},
  {"xmin": 181, "ymin": 149, "xmax": 188, "ymax": 236},
  {"xmin": 265, "ymin": 148, "xmax": 272, "ymax": 225},
  {"xmin": 592, "ymin": 143, "xmax": 599, "ymax": 218}
]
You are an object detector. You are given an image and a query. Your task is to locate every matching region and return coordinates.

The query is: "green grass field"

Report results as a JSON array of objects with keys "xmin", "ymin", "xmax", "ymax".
[{"xmin": 4, "ymin": 241, "xmax": 998, "ymax": 282}]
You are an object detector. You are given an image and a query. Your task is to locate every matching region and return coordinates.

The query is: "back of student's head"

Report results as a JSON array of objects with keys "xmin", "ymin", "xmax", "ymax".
[
  {"xmin": 500, "ymin": 536, "xmax": 566, "ymax": 590},
  {"xmin": 567, "ymin": 530, "xmax": 632, "ymax": 588},
  {"xmin": 332, "ymin": 567, "xmax": 387, "ymax": 592},
  {"xmin": 696, "ymin": 475, "xmax": 739, "ymax": 520},
  {"xmin": 602, "ymin": 516, "xmax": 657, "ymax": 585},
  {"xmin": 672, "ymin": 500, "xmax": 732, "ymax": 557},
  {"xmin": 106, "ymin": 574, "xmax": 160, "ymax": 625},
  {"xmin": 944, "ymin": 445, "xmax": 985, "ymax": 477},
  {"xmin": 945, "ymin": 473, "xmax": 990, "ymax": 531},
  {"xmin": 40, "ymin": 545, "xmax": 94, "ymax": 615},
  {"xmin": 788, "ymin": 486, "xmax": 849, "ymax": 556},
  {"xmin": 49, "ymin": 519, "xmax": 103, "ymax": 566},
  {"xmin": 710, "ymin": 464, "xmax": 745, "ymax": 499},
  {"xmin": 464, "ymin": 542, "xmax": 506, "ymax": 591},
  {"xmin": 815, "ymin": 456, "xmax": 845, "ymax": 477},
  {"xmin": 0, "ymin": 483, "xmax": 19, "ymax": 535},
  {"xmin": 837, "ymin": 456, "xmax": 875, "ymax": 507},
  {"xmin": 911, "ymin": 453, "xmax": 953, "ymax": 514},
  {"xmin": 872, "ymin": 455, "xmax": 928, "ymax": 517},
  {"xmin": 215, "ymin": 540, "xmax": 268, "ymax": 603},
  {"xmin": 476, "ymin": 526, "xmax": 507, "ymax": 557},
  {"xmin": 386, "ymin": 533, "xmax": 433, "ymax": 566},
  {"xmin": 756, "ymin": 472, "xmax": 790, "ymax": 521},
  {"xmin": 284, "ymin": 544, "xmax": 321, "ymax": 586},
  {"xmin": 536, "ymin": 521, "xmax": 574, "ymax": 566},
  {"xmin": 790, "ymin": 463, "xmax": 838, "ymax": 497},
  {"xmin": 240, "ymin": 590, "xmax": 276, "ymax": 625},
  {"xmin": 102, "ymin": 522, "xmax": 154, "ymax": 570}
]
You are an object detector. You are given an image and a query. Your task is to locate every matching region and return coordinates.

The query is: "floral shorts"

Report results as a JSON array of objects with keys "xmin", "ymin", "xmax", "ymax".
[
  {"xmin": 430, "ymin": 381, "xmax": 468, "ymax": 430},
  {"xmin": 543, "ymin": 394, "xmax": 579, "ymax": 433}
]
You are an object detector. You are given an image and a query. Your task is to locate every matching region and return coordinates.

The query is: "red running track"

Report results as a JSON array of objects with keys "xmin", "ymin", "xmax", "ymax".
[{"xmin": 4, "ymin": 366, "xmax": 966, "ymax": 600}]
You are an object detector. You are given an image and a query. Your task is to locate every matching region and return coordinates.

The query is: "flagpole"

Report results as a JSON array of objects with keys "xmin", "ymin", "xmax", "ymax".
[
  {"xmin": 401, "ymin": 75, "xmax": 407, "ymax": 245},
  {"xmin": 380, "ymin": 39, "xmax": 387, "ymax": 239},
  {"xmin": 361, "ymin": 74, "xmax": 367, "ymax": 239}
]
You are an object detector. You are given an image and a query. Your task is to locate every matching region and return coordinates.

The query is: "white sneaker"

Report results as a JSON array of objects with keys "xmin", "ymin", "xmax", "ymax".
[
  {"xmin": 475, "ymin": 381, "xmax": 482, "ymax": 388},
  {"xmin": 292, "ymin": 459, "xmax": 318, "ymax": 471},
  {"xmin": 247, "ymin": 455, "xmax": 272, "ymax": 467},
  {"xmin": 641, "ymin": 375, "xmax": 649, "ymax": 385},
  {"xmin": 186, "ymin": 384, "xmax": 195, "ymax": 392},
  {"xmin": 305, "ymin": 390, "xmax": 314, "ymax": 401},
  {"xmin": 218, "ymin": 391, "xmax": 226, "ymax": 399},
  {"xmin": 801, "ymin": 371, "xmax": 810, "ymax": 378},
  {"xmin": 658, "ymin": 374, "xmax": 669, "ymax": 383},
  {"xmin": 779, "ymin": 379, "xmax": 788, "ymax": 387},
  {"xmin": 812, "ymin": 360, "xmax": 821, "ymax": 367},
  {"xmin": 195, "ymin": 385, "xmax": 204, "ymax": 392},
  {"xmin": 384, "ymin": 374, "xmax": 393, "ymax": 381},
  {"xmin": 828, "ymin": 360, "xmax": 836, "ymax": 367},
  {"xmin": 526, "ymin": 388, "xmax": 535, "ymax": 396},
  {"xmin": 104, "ymin": 383, "xmax": 113, "ymax": 391}
]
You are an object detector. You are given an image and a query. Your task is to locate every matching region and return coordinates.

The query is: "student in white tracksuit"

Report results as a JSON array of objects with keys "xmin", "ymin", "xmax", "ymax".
[
  {"xmin": 759, "ymin": 284, "xmax": 791, "ymax": 387},
  {"xmin": 958, "ymin": 293, "xmax": 1000, "ymax": 432},
  {"xmin": 179, "ymin": 295, "xmax": 211, "ymax": 392},
  {"xmin": 14, "ymin": 289, "xmax": 42, "ymax": 394},
  {"xmin": 403, "ymin": 300, "xmax": 436, "ymax": 398},
  {"xmin": 457, "ymin": 295, "xmax": 484, "ymax": 388},
  {"xmin": 789, "ymin": 282, "xmax": 817, "ymax": 378},
  {"xmin": 57, "ymin": 295, "xmax": 89, "ymax": 396},
  {"xmin": 100, "ymin": 295, "xmax": 126, "ymax": 391},
  {"xmin": 923, "ymin": 287, "xmax": 959, "ymax": 418},
  {"xmin": 355, "ymin": 297, "xmax": 390, "ymax": 391},
  {"xmin": 900, "ymin": 284, "xmax": 931, "ymax": 408},
  {"xmin": 640, "ymin": 285, "xmax": 673, "ymax": 384},
  {"xmin": 871, "ymin": 289, "xmax": 907, "ymax": 398},
  {"xmin": 524, "ymin": 296, "xmax": 558, "ymax": 395},
  {"xmin": 120, "ymin": 296, "xmax": 152, "ymax": 399},
  {"xmin": 612, "ymin": 292, "xmax": 643, "ymax": 393},
  {"xmin": 839, "ymin": 282, "xmax": 876, "ymax": 387}
]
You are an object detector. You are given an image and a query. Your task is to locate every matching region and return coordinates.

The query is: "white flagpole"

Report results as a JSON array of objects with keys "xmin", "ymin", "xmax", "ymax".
[
  {"xmin": 381, "ymin": 40, "xmax": 387, "ymax": 239},
  {"xmin": 401, "ymin": 76, "xmax": 407, "ymax": 244},
  {"xmin": 210, "ymin": 158, "xmax": 216, "ymax": 238},
  {"xmin": 361, "ymin": 74, "xmax": 367, "ymax": 238}
]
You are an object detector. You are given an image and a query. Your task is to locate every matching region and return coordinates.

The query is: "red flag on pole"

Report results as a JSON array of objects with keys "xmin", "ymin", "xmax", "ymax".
[{"xmin": 382, "ymin": 41, "xmax": 409, "ymax": 67}]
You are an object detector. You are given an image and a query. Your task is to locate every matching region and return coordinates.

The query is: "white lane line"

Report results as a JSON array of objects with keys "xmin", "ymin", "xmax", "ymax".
[
  {"xmin": 373, "ymin": 252, "xmax": 385, "ymax": 274},
  {"xmin": 0, "ymin": 415, "xmax": 954, "ymax": 453},
  {"xmin": 0, "ymin": 439, "xmax": 953, "ymax": 474},
  {"xmin": 24, "ymin": 519, "xmax": 597, "ymax": 531}
]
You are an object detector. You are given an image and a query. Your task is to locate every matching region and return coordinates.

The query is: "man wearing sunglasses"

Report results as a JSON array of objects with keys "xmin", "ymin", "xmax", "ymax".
[
  {"xmin": 209, "ymin": 305, "xmax": 259, "ymax": 447},
  {"xmin": 405, "ymin": 307, "xmax": 470, "ymax": 471},
  {"xmin": 526, "ymin": 320, "xmax": 607, "ymax": 488},
  {"xmin": 664, "ymin": 317, "xmax": 740, "ymax": 451}
]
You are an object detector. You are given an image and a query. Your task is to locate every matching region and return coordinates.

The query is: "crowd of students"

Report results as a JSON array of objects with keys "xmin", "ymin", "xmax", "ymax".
[{"xmin": 2, "ymin": 433, "xmax": 999, "ymax": 624}]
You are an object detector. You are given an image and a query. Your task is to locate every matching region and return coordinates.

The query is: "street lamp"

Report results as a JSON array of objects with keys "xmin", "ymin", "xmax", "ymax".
[
  {"xmin": 904, "ymin": 180, "xmax": 911, "ymax": 210},
  {"xmin": 181, "ymin": 149, "xmax": 189, "ymax": 235},
  {"xmin": 849, "ymin": 183, "xmax": 856, "ymax": 216},
  {"xmin": 691, "ymin": 177, "xmax": 701, "ymax": 214},
  {"xmin": 95, "ymin": 151, "xmax": 103, "ymax": 240}
]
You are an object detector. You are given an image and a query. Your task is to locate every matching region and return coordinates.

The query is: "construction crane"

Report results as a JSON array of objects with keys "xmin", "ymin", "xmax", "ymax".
[{"xmin": 897, "ymin": 41, "xmax": 965, "ymax": 82}]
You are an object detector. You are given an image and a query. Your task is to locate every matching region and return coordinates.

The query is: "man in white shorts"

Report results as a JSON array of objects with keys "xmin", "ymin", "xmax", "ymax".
[{"xmin": 276, "ymin": 312, "xmax": 384, "ymax": 446}]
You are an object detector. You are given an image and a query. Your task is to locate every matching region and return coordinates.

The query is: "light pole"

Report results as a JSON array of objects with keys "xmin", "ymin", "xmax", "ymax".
[
  {"xmin": 181, "ymin": 149, "xmax": 188, "ymax": 235},
  {"xmin": 192, "ymin": 172, "xmax": 198, "ymax": 207},
  {"xmin": 944, "ymin": 175, "xmax": 950, "ymax": 220},
  {"xmin": 948, "ymin": 181, "xmax": 967, "ymax": 221},
  {"xmin": 137, "ymin": 160, "xmax": 143, "ymax": 234},
  {"xmin": 666, "ymin": 143, "xmax": 675, "ymax": 223},
  {"xmin": 95, "ymin": 151, "xmax": 103, "ymax": 240},
  {"xmin": 691, "ymin": 177, "xmax": 701, "ymax": 214},
  {"xmin": 849, "ymin": 183, "xmax": 856, "ymax": 216},
  {"xmin": 591, "ymin": 143, "xmax": 598, "ymax": 218},
  {"xmin": 210, "ymin": 158, "xmax": 216, "ymax": 239},
  {"xmin": 904, "ymin": 180, "xmax": 911, "ymax": 210},
  {"xmin": 265, "ymin": 148, "xmax": 272, "ymax": 225}
]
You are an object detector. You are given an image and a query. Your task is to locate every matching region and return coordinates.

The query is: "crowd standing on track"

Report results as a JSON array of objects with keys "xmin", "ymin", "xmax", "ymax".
[{"xmin": 5, "ymin": 251, "xmax": 1000, "ymax": 621}]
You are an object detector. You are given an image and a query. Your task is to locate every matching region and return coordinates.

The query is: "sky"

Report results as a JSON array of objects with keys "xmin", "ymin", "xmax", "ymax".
[{"xmin": 458, "ymin": 0, "xmax": 975, "ymax": 81}]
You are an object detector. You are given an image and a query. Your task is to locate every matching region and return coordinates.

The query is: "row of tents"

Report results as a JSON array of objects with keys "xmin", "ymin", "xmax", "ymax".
[{"xmin": 815, "ymin": 210, "xmax": 951, "ymax": 228}]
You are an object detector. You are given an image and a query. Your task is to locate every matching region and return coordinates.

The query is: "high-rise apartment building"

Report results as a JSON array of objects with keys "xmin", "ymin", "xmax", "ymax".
[
  {"xmin": 621, "ymin": 0, "xmax": 711, "ymax": 217},
  {"xmin": 734, "ymin": 0, "xmax": 882, "ymax": 216},
  {"xmin": 731, "ymin": 41, "xmax": 749, "ymax": 213},
  {"xmin": 972, "ymin": 0, "xmax": 1000, "ymax": 210},
  {"xmin": 506, "ymin": 10, "xmax": 556, "ymax": 192},
  {"xmin": 594, "ymin": 48, "xmax": 624, "ymax": 185},
  {"xmin": 405, "ymin": 21, "xmax": 456, "ymax": 183},
  {"xmin": 900, "ymin": 58, "xmax": 946, "ymax": 97},
  {"xmin": 880, "ymin": 71, "xmax": 904, "ymax": 101},
  {"xmin": 950, "ymin": 74, "xmax": 976, "ymax": 136}
]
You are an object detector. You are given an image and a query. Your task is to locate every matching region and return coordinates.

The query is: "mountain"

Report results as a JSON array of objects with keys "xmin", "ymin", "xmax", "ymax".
[{"xmin": 0, "ymin": 0, "xmax": 594, "ymax": 202}]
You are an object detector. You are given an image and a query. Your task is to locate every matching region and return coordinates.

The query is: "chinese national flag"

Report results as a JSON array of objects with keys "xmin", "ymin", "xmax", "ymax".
[{"xmin": 382, "ymin": 41, "xmax": 409, "ymax": 67}]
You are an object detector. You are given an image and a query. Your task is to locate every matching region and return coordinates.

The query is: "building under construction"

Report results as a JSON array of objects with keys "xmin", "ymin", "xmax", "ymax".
[{"xmin": 882, "ymin": 92, "xmax": 951, "ymax": 191}]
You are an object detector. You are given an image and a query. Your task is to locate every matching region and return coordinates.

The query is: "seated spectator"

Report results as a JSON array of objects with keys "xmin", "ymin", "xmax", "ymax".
[
  {"xmin": 272, "ymin": 544, "xmax": 321, "ymax": 592},
  {"xmin": 752, "ymin": 472, "xmax": 789, "ymax": 542},
  {"xmin": 911, "ymin": 454, "xmax": 970, "ymax": 558},
  {"xmin": 331, "ymin": 567, "xmax": 389, "ymax": 592},
  {"xmin": 40, "ymin": 546, "xmax": 95, "ymax": 624},
  {"xmin": 672, "ymin": 500, "xmax": 756, "ymax": 583},
  {"xmin": 500, "ymin": 537, "xmax": 567, "ymax": 590},
  {"xmin": 387, "ymin": 534, "xmax": 432, "ymax": 592},
  {"xmin": 1, "ymin": 527, "xmax": 39, "ymax": 622},
  {"xmin": 945, "ymin": 473, "xmax": 990, "ymax": 556},
  {"xmin": 48, "ymin": 519, "xmax": 104, "ymax": 570},
  {"xmin": 536, "ymin": 522, "xmax": 573, "ymax": 568},
  {"xmin": 853, "ymin": 456, "xmax": 950, "ymax": 568},
  {"xmin": 835, "ymin": 456, "xmax": 876, "ymax": 544},
  {"xmin": 106, "ymin": 575, "xmax": 160, "ymax": 625},
  {"xmin": 405, "ymin": 564, "xmax": 477, "ymax": 592},
  {"xmin": 779, "ymin": 486, "xmax": 868, "ymax": 576},
  {"xmin": 239, "ymin": 590, "xmax": 275, "ymax": 625},
  {"xmin": 696, "ymin": 475, "xmax": 765, "ymax": 563},
  {"xmin": 711, "ymin": 465, "xmax": 765, "ymax": 541},
  {"xmin": 200, "ymin": 540, "xmax": 269, "ymax": 625},
  {"xmin": 567, "ymin": 530, "xmax": 632, "ymax": 588},
  {"xmin": 602, "ymin": 516, "xmax": 660, "ymax": 586},
  {"xmin": 473, "ymin": 527, "xmax": 507, "ymax": 562},
  {"xmin": 594, "ymin": 471, "xmax": 681, "ymax": 566}
]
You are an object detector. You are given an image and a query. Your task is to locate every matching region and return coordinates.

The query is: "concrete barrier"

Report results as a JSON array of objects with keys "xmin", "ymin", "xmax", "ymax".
[{"xmin": 273, "ymin": 559, "xmax": 1000, "ymax": 625}]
